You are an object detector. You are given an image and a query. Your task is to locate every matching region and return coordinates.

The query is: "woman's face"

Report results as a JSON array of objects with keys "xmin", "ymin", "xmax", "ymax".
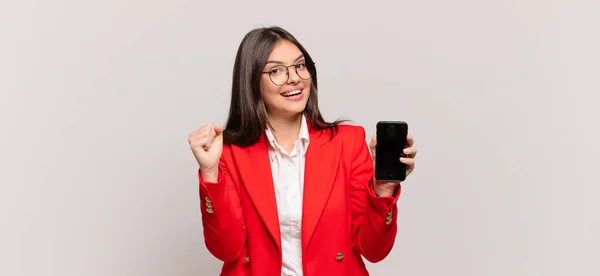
[{"xmin": 259, "ymin": 40, "xmax": 311, "ymax": 120}]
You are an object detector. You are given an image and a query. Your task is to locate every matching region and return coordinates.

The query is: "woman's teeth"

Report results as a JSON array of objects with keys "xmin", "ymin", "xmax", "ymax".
[{"xmin": 282, "ymin": 89, "xmax": 302, "ymax": 97}]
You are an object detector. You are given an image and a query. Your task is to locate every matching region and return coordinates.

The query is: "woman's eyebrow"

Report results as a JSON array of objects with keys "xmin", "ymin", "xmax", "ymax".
[{"xmin": 266, "ymin": 54, "xmax": 305, "ymax": 64}]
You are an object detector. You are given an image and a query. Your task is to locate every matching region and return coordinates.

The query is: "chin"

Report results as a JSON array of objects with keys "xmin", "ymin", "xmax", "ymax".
[
  {"xmin": 283, "ymin": 107, "xmax": 307, "ymax": 117},
  {"xmin": 275, "ymin": 103, "xmax": 306, "ymax": 118}
]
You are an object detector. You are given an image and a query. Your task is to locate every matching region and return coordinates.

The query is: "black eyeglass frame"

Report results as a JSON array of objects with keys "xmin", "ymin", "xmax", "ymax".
[{"xmin": 260, "ymin": 62, "xmax": 316, "ymax": 86}]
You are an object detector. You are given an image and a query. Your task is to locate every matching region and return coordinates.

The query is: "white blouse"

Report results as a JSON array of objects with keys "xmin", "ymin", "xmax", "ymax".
[{"xmin": 264, "ymin": 115, "xmax": 310, "ymax": 276}]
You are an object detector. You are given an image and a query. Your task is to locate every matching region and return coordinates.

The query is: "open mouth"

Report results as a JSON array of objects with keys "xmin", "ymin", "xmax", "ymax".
[{"xmin": 281, "ymin": 89, "xmax": 303, "ymax": 97}]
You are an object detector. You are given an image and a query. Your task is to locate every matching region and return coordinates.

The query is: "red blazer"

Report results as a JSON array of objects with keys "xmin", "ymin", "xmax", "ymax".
[{"xmin": 197, "ymin": 124, "xmax": 401, "ymax": 276}]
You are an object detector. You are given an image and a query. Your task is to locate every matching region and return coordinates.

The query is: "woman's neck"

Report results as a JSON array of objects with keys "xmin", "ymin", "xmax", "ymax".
[{"xmin": 267, "ymin": 112, "xmax": 303, "ymax": 151}]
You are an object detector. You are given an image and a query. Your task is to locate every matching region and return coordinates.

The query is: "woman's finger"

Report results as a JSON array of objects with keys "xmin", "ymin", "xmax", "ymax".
[
  {"xmin": 401, "ymin": 157, "xmax": 415, "ymax": 176},
  {"xmin": 406, "ymin": 133, "xmax": 414, "ymax": 147},
  {"xmin": 400, "ymin": 157, "xmax": 415, "ymax": 166},
  {"xmin": 369, "ymin": 135, "xmax": 377, "ymax": 156},
  {"xmin": 195, "ymin": 133, "xmax": 208, "ymax": 141},
  {"xmin": 403, "ymin": 147, "xmax": 417, "ymax": 158}
]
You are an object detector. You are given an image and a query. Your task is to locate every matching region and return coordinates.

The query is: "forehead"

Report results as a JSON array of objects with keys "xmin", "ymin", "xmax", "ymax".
[{"xmin": 267, "ymin": 40, "xmax": 303, "ymax": 61}]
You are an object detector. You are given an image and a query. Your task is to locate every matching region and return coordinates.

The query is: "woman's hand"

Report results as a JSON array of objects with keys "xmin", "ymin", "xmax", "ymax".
[
  {"xmin": 188, "ymin": 122, "xmax": 224, "ymax": 182},
  {"xmin": 369, "ymin": 133, "xmax": 417, "ymax": 197}
]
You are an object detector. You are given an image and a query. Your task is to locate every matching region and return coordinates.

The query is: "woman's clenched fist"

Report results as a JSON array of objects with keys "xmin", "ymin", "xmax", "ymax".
[{"xmin": 188, "ymin": 122, "xmax": 223, "ymax": 182}]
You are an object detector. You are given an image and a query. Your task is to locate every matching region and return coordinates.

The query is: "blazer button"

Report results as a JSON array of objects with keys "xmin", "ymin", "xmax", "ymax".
[
  {"xmin": 205, "ymin": 196, "xmax": 212, "ymax": 203},
  {"xmin": 205, "ymin": 202, "xmax": 213, "ymax": 208},
  {"xmin": 244, "ymin": 256, "xmax": 250, "ymax": 262},
  {"xmin": 207, "ymin": 208, "xmax": 214, "ymax": 214},
  {"xmin": 336, "ymin": 252, "xmax": 344, "ymax": 261}
]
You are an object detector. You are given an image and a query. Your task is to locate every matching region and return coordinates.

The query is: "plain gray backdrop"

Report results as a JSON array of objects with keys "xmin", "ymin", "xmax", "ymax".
[{"xmin": 1, "ymin": 0, "xmax": 599, "ymax": 275}]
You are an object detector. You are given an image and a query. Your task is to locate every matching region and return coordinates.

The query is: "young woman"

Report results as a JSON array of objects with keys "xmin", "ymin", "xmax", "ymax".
[{"xmin": 188, "ymin": 26, "xmax": 417, "ymax": 276}]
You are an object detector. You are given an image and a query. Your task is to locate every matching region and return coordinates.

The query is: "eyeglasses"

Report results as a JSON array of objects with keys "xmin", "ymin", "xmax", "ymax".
[{"xmin": 261, "ymin": 62, "xmax": 314, "ymax": 86}]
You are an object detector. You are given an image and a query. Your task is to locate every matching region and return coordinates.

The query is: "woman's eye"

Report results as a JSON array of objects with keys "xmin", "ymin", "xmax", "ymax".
[
  {"xmin": 296, "ymin": 63, "xmax": 306, "ymax": 69},
  {"xmin": 270, "ymin": 68, "xmax": 281, "ymax": 74}
]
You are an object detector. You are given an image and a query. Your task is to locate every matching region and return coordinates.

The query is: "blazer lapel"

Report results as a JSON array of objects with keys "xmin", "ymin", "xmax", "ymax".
[
  {"xmin": 231, "ymin": 136, "xmax": 282, "ymax": 253},
  {"xmin": 302, "ymin": 127, "xmax": 341, "ymax": 251}
]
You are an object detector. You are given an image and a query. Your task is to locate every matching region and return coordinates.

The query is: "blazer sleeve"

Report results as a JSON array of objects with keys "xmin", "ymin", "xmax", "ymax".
[
  {"xmin": 349, "ymin": 126, "xmax": 401, "ymax": 263},
  {"xmin": 198, "ymin": 152, "xmax": 246, "ymax": 262}
]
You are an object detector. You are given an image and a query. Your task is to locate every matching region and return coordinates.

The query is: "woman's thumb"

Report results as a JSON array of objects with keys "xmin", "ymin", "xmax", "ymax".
[
  {"xmin": 214, "ymin": 125, "xmax": 224, "ymax": 135},
  {"xmin": 369, "ymin": 135, "xmax": 377, "ymax": 153}
]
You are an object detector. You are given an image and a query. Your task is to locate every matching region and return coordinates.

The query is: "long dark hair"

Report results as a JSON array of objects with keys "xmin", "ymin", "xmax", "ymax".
[{"xmin": 223, "ymin": 26, "xmax": 347, "ymax": 147}]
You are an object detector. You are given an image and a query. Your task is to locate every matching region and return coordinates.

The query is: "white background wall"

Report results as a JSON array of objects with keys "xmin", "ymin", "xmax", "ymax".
[{"xmin": 1, "ymin": 0, "xmax": 599, "ymax": 275}]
